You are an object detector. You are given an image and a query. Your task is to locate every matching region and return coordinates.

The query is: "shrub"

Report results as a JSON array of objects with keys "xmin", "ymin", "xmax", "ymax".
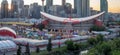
[{"xmin": 65, "ymin": 40, "xmax": 75, "ymax": 51}]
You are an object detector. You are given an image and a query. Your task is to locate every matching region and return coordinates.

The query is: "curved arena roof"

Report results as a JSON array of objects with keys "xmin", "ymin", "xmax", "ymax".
[{"xmin": 41, "ymin": 11, "xmax": 105, "ymax": 23}]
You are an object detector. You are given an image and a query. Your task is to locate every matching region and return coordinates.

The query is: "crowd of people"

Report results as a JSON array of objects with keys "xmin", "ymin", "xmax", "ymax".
[{"xmin": 0, "ymin": 23, "xmax": 91, "ymax": 40}]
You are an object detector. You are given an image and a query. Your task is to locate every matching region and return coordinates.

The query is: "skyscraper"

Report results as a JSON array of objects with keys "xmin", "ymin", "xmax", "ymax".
[
  {"xmin": 11, "ymin": 0, "xmax": 18, "ymax": 18},
  {"xmin": 18, "ymin": 0, "xmax": 24, "ymax": 17},
  {"xmin": 46, "ymin": 0, "xmax": 53, "ymax": 6},
  {"xmin": 1, "ymin": 0, "xmax": 9, "ymax": 18},
  {"xmin": 62, "ymin": 0, "xmax": 66, "ymax": 7},
  {"xmin": 29, "ymin": 3, "xmax": 41, "ymax": 18},
  {"xmin": 74, "ymin": 0, "xmax": 77, "ymax": 13},
  {"xmin": 22, "ymin": 5, "xmax": 29, "ymax": 18},
  {"xmin": 46, "ymin": 0, "xmax": 53, "ymax": 13},
  {"xmin": 74, "ymin": 0, "xmax": 90, "ymax": 17},
  {"xmin": 18, "ymin": 0, "xmax": 24, "ymax": 9},
  {"xmin": 100, "ymin": 0, "xmax": 108, "ymax": 21}
]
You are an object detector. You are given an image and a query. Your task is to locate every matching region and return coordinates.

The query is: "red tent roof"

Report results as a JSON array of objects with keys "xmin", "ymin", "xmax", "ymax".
[{"xmin": 0, "ymin": 27, "xmax": 16, "ymax": 38}]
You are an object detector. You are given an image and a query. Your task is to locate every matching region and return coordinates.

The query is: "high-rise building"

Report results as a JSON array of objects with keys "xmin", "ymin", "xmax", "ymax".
[
  {"xmin": 74, "ymin": 0, "xmax": 77, "ymax": 13},
  {"xmin": 1, "ymin": 0, "xmax": 9, "ymax": 18},
  {"xmin": 65, "ymin": 3, "xmax": 72, "ymax": 14},
  {"xmin": 100, "ymin": 0, "xmax": 108, "ymax": 21},
  {"xmin": 46, "ymin": 0, "xmax": 53, "ymax": 13},
  {"xmin": 11, "ymin": 0, "xmax": 18, "ymax": 18},
  {"xmin": 18, "ymin": 0, "xmax": 24, "ymax": 17},
  {"xmin": 29, "ymin": 3, "xmax": 41, "ymax": 18},
  {"xmin": 46, "ymin": 0, "xmax": 53, "ymax": 6},
  {"xmin": 62, "ymin": 0, "xmax": 66, "ymax": 7},
  {"xmin": 18, "ymin": 0, "xmax": 24, "ymax": 9},
  {"xmin": 74, "ymin": 0, "xmax": 90, "ymax": 17},
  {"xmin": 22, "ymin": 5, "xmax": 29, "ymax": 18}
]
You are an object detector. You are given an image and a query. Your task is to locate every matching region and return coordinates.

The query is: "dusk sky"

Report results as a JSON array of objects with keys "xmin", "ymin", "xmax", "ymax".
[{"xmin": 0, "ymin": 0, "xmax": 120, "ymax": 13}]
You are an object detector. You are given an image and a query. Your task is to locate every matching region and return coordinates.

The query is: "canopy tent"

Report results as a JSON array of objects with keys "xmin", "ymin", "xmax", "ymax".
[
  {"xmin": 92, "ymin": 31, "xmax": 110, "ymax": 35},
  {"xmin": 0, "ymin": 27, "xmax": 16, "ymax": 38},
  {"xmin": 14, "ymin": 35, "xmax": 89, "ymax": 47},
  {"xmin": 14, "ymin": 38, "xmax": 48, "ymax": 46},
  {"xmin": 40, "ymin": 11, "xmax": 105, "ymax": 23},
  {"xmin": 0, "ymin": 40, "xmax": 17, "ymax": 52}
]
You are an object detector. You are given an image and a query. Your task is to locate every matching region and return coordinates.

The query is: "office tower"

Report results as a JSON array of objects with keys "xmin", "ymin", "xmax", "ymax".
[
  {"xmin": 74, "ymin": 0, "xmax": 90, "ymax": 17},
  {"xmin": 11, "ymin": 0, "xmax": 18, "ymax": 18},
  {"xmin": 62, "ymin": 0, "xmax": 66, "ymax": 7},
  {"xmin": 18, "ymin": 0, "xmax": 24, "ymax": 9},
  {"xmin": 82, "ymin": 0, "xmax": 90, "ymax": 17},
  {"xmin": 22, "ymin": 5, "xmax": 29, "ymax": 18},
  {"xmin": 46, "ymin": 0, "xmax": 53, "ymax": 6},
  {"xmin": 1, "ymin": 0, "xmax": 9, "ymax": 18},
  {"xmin": 18, "ymin": 0, "xmax": 24, "ymax": 17},
  {"xmin": 65, "ymin": 3, "xmax": 72, "ymax": 14},
  {"xmin": 46, "ymin": 0, "xmax": 53, "ymax": 13},
  {"xmin": 100, "ymin": 0, "xmax": 108, "ymax": 21},
  {"xmin": 74, "ymin": 0, "xmax": 77, "ymax": 13},
  {"xmin": 29, "ymin": 3, "xmax": 41, "ymax": 18}
]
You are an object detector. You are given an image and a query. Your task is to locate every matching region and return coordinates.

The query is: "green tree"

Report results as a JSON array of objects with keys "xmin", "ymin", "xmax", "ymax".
[
  {"xmin": 96, "ymin": 34, "xmax": 104, "ymax": 43},
  {"xmin": 37, "ymin": 23, "xmax": 45, "ymax": 31},
  {"xmin": 87, "ymin": 37, "xmax": 97, "ymax": 46},
  {"xmin": 25, "ymin": 43, "xmax": 30, "ymax": 55},
  {"xmin": 65, "ymin": 40, "xmax": 75, "ymax": 51},
  {"xmin": 47, "ymin": 38, "xmax": 52, "ymax": 52},
  {"xmin": 87, "ymin": 38, "xmax": 120, "ymax": 55},
  {"xmin": 36, "ymin": 46, "xmax": 40, "ymax": 53},
  {"xmin": 96, "ymin": 42, "xmax": 112, "ymax": 55},
  {"xmin": 79, "ymin": 42, "xmax": 89, "ymax": 50},
  {"xmin": 110, "ymin": 50, "xmax": 120, "ymax": 55},
  {"xmin": 17, "ymin": 45, "xmax": 21, "ymax": 55},
  {"xmin": 90, "ymin": 25, "xmax": 106, "ymax": 31},
  {"xmin": 112, "ymin": 38, "xmax": 120, "ymax": 50}
]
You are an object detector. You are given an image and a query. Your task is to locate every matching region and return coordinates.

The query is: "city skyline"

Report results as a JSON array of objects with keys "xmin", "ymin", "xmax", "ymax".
[{"xmin": 0, "ymin": 0, "xmax": 120, "ymax": 13}]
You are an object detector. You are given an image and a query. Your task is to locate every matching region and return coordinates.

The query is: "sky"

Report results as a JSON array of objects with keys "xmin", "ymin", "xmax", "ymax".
[{"xmin": 0, "ymin": 0, "xmax": 120, "ymax": 13}]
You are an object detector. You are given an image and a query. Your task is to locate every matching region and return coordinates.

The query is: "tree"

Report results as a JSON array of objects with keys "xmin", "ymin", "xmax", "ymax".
[
  {"xmin": 37, "ymin": 23, "xmax": 45, "ymax": 31},
  {"xmin": 17, "ymin": 45, "xmax": 21, "ymax": 55},
  {"xmin": 96, "ymin": 34, "xmax": 104, "ymax": 43},
  {"xmin": 88, "ymin": 35, "xmax": 104, "ymax": 46},
  {"xmin": 65, "ymin": 40, "xmax": 75, "ymax": 51},
  {"xmin": 113, "ymin": 38, "xmax": 120, "ymax": 50},
  {"xmin": 87, "ymin": 38, "xmax": 120, "ymax": 55},
  {"xmin": 110, "ymin": 50, "xmax": 120, "ymax": 55},
  {"xmin": 79, "ymin": 42, "xmax": 89, "ymax": 50},
  {"xmin": 25, "ymin": 43, "xmax": 30, "ymax": 55},
  {"xmin": 87, "ymin": 37, "xmax": 97, "ymax": 46},
  {"xmin": 47, "ymin": 38, "xmax": 52, "ymax": 52},
  {"xmin": 36, "ymin": 46, "xmax": 40, "ymax": 53},
  {"xmin": 90, "ymin": 25, "xmax": 106, "ymax": 31},
  {"xmin": 96, "ymin": 42, "xmax": 112, "ymax": 55}
]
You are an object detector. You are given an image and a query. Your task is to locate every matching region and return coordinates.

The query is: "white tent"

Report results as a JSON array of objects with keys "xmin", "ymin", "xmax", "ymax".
[
  {"xmin": 14, "ymin": 35, "xmax": 89, "ymax": 47},
  {"xmin": 14, "ymin": 38, "xmax": 48, "ymax": 46},
  {"xmin": 92, "ymin": 31, "xmax": 110, "ymax": 35},
  {"xmin": 0, "ymin": 40, "xmax": 17, "ymax": 52}
]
